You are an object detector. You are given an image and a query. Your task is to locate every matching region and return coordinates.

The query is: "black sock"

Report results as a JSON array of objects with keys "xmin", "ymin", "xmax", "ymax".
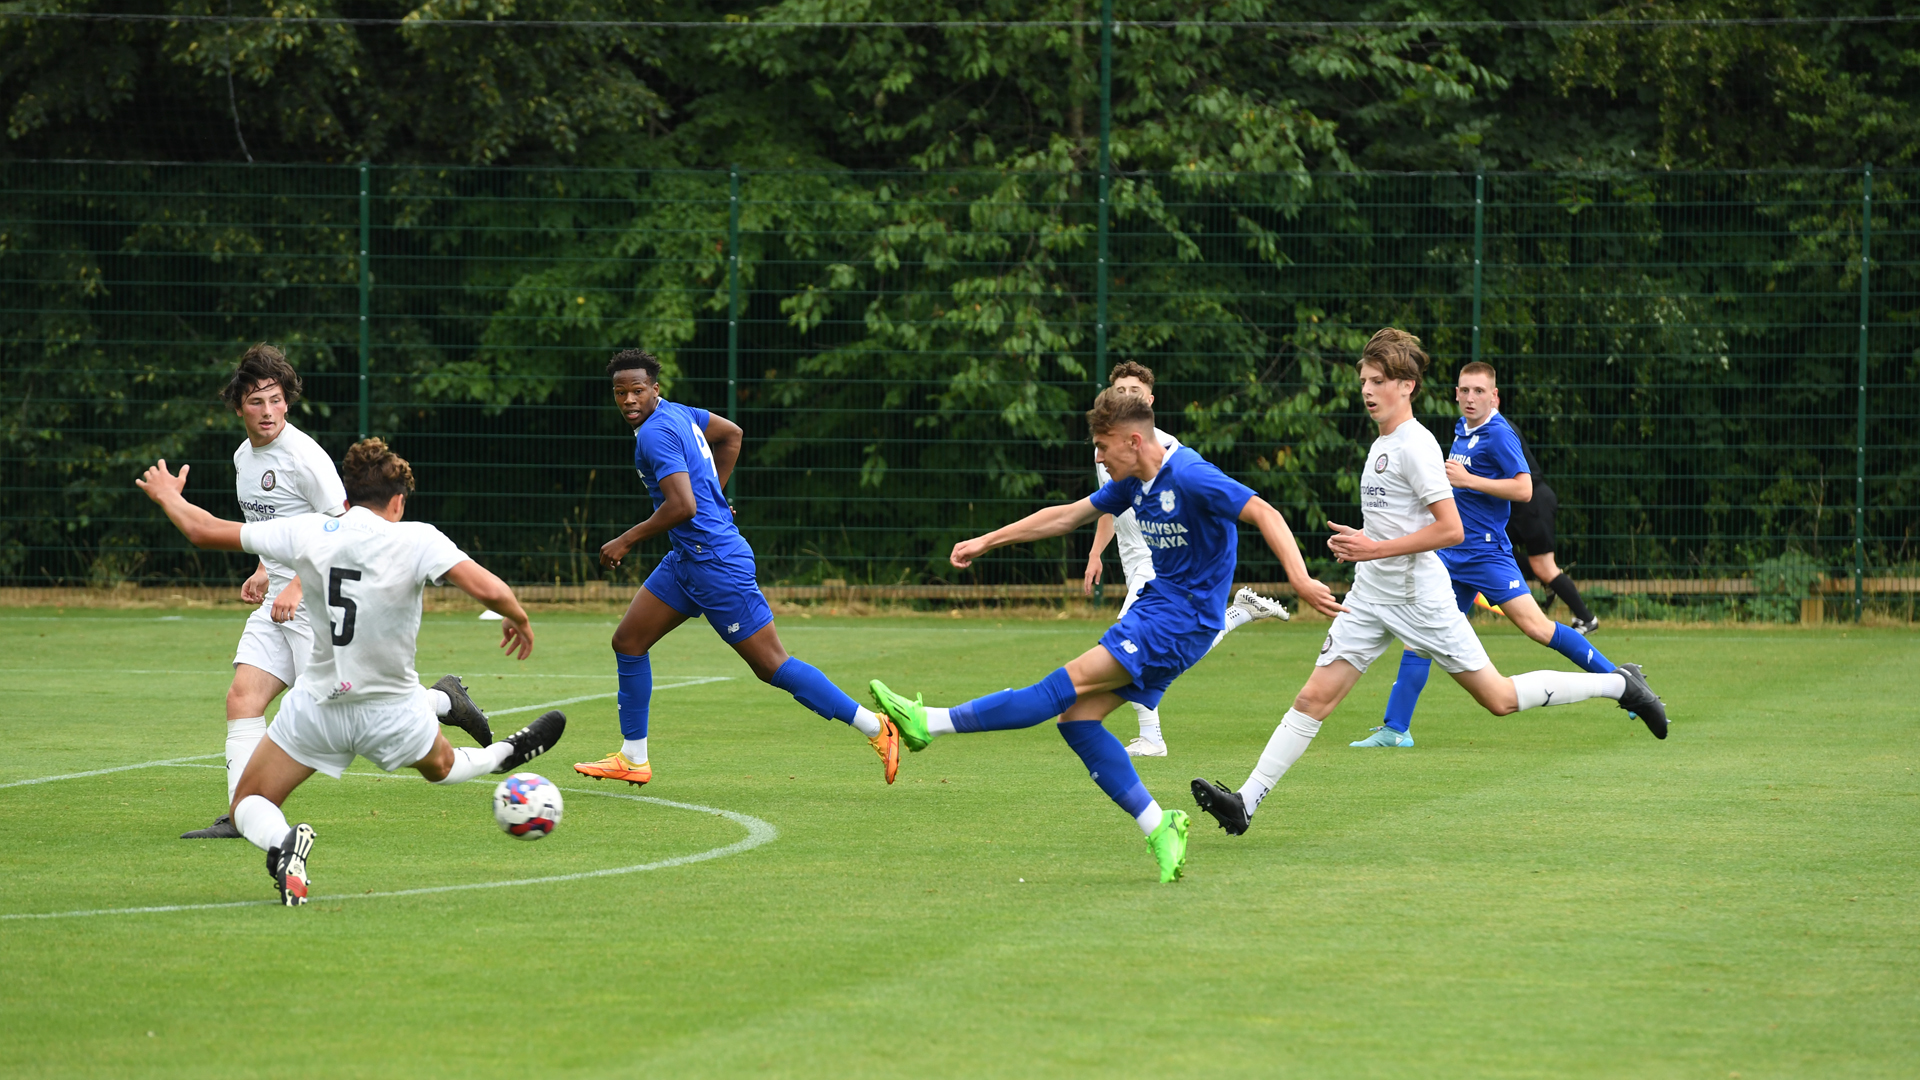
[{"xmin": 1548, "ymin": 573, "xmax": 1595, "ymax": 623}]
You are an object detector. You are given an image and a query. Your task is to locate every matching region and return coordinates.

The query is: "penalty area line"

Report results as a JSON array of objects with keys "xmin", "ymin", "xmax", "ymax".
[{"xmin": 0, "ymin": 780, "xmax": 775, "ymax": 921}]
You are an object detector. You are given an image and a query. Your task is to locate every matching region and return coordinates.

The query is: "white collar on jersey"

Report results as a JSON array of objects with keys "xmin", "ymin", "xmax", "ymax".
[{"xmin": 1461, "ymin": 408, "xmax": 1501, "ymax": 436}]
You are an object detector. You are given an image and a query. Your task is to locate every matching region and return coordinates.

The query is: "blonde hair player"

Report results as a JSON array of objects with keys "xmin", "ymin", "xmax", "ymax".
[
  {"xmin": 138, "ymin": 439, "xmax": 566, "ymax": 905},
  {"xmin": 1190, "ymin": 329, "xmax": 1669, "ymax": 836},
  {"xmin": 1080, "ymin": 362, "xmax": 1292, "ymax": 758}
]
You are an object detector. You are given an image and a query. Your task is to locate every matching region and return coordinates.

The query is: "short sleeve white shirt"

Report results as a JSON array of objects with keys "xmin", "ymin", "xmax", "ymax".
[
  {"xmin": 1350, "ymin": 420, "xmax": 1454, "ymax": 605},
  {"xmin": 241, "ymin": 507, "xmax": 468, "ymax": 704},
  {"xmin": 1095, "ymin": 426, "xmax": 1182, "ymax": 580},
  {"xmin": 233, "ymin": 422, "xmax": 348, "ymax": 598}
]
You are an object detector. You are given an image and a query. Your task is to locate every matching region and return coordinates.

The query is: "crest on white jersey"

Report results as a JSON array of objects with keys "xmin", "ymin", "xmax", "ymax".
[
  {"xmin": 323, "ymin": 519, "xmax": 341, "ymax": 532},
  {"xmin": 260, "ymin": 469, "xmax": 277, "ymax": 490},
  {"xmin": 1374, "ymin": 454, "xmax": 1389, "ymax": 473},
  {"xmin": 1158, "ymin": 490, "xmax": 1176, "ymax": 513}
]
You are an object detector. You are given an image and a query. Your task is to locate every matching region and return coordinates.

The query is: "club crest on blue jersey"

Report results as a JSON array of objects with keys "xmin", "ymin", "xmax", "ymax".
[{"xmin": 1159, "ymin": 490, "xmax": 1176, "ymax": 513}]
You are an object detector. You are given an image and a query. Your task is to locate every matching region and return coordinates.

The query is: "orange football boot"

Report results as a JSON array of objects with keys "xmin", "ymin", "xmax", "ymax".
[
  {"xmin": 870, "ymin": 717, "xmax": 900, "ymax": 784},
  {"xmin": 573, "ymin": 750, "xmax": 652, "ymax": 786}
]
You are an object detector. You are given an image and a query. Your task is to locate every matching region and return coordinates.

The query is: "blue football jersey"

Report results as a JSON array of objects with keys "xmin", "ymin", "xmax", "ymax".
[
  {"xmin": 1089, "ymin": 446, "xmax": 1256, "ymax": 630},
  {"xmin": 1446, "ymin": 411, "xmax": 1531, "ymax": 550},
  {"xmin": 633, "ymin": 400, "xmax": 750, "ymax": 562}
]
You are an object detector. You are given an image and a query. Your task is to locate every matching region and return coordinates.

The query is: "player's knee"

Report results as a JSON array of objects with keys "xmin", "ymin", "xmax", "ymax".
[{"xmin": 414, "ymin": 744, "xmax": 454, "ymax": 783}]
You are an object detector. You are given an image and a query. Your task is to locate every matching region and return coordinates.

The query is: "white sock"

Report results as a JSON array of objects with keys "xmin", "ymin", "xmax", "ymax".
[
  {"xmin": 925, "ymin": 707, "xmax": 955, "ymax": 737},
  {"xmin": 621, "ymin": 737, "xmax": 649, "ymax": 763},
  {"xmin": 1135, "ymin": 799, "xmax": 1164, "ymax": 836},
  {"xmin": 1131, "ymin": 701, "xmax": 1163, "ymax": 745},
  {"xmin": 849, "ymin": 706, "xmax": 883, "ymax": 738},
  {"xmin": 233, "ymin": 794, "xmax": 290, "ymax": 853},
  {"xmin": 433, "ymin": 743, "xmax": 512, "ymax": 785},
  {"xmin": 225, "ymin": 716, "xmax": 267, "ymax": 804},
  {"xmin": 1209, "ymin": 604, "xmax": 1252, "ymax": 651},
  {"xmin": 1238, "ymin": 708, "xmax": 1323, "ymax": 816},
  {"xmin": 429, "ymin": 689, "xmax": 452, "ymax": 717},
  {"xmin": 1511, "ymin": 671, "xmax": 1628, "ymax": 711}
]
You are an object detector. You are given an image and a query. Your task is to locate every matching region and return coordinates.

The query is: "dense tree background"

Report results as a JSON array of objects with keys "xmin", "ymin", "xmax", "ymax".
[{"xmin": 2, "ymin": 2, "xmax": 1916, "ymax": 606}]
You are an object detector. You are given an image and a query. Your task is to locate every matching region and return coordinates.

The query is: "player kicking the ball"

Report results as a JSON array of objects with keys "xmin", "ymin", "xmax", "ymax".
[
  {"xmin": 138, "ymin": 439, "xmax": 565, "ymax": 905},
  {"xmin": 573, "ymin": 349, "xmax": 899, "ymax": 788},
  {"xmin": 869, "ymin": 389, "xmax": 1346, "ymax": 882},
  {"xmin": 1190, "ymin": 329, "xmax": 1668, "ymax": 836},
  {"xmin": 1081, "ymin": 361, "xmax": 1292, "ymax": 757},
  {"xmin": 1351, "ymin": 360, "xmax": 1620, "ymax": 748}
]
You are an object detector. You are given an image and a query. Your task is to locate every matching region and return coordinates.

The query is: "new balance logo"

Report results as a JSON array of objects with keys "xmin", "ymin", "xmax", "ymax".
[{"xmin": 727, "ymin": 622, "xmax": 740, "ymax": 633}]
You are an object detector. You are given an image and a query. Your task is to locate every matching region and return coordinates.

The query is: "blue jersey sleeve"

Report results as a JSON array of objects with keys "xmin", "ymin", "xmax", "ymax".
[
  {"xmin": 1089, "ymin": 477, "xmax": 1136, "ymax": 516},
  {"xmin": 637, "ymin": 413, "xmax": 691, "ymax": 481},
  {"xmin": 1485, "ymin": 424, "xmax": 1529, "ymax": 480},
  {"xmin": 1182, "ymin": 458, "xmax": 1258, "ymax": 520}
]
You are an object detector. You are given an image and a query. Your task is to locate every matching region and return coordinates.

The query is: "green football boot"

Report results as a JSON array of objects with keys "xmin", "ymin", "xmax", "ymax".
[
  {"xmin": 1145, "ymin": 809, "xmax": 1190, "ymax": 883},
  {"xmin": 868, "ymin": 679, "xmax": 932, "ymax": 752}
]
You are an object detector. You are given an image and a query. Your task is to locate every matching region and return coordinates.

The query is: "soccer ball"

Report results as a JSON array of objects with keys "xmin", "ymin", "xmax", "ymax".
[{"xmin": 493, "ymin": 772, "xmax": 563, "ymax": 840}]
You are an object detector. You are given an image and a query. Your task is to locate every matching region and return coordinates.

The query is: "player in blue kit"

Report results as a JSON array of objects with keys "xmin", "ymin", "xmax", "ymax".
[
  {"xmin": 1351, "ymin": 360, "xmax": 1620, "ymax": 748},
  {"xmin": 573, "ymin": 349, "xmax": 901, "ymax": 786},
  {"xmin": 868, "ymin": 389, "xmax": 1346, "ymax": 882}
]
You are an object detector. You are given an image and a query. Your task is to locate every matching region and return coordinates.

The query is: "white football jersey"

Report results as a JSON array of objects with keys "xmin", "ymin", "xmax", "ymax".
[
  {"xmin": 233, "ymin": 422, "xmax": 347, "ymax": 597},
  {"xmin": 241, "ymin": 507, "xmax": 468, "ymax": 704},
  {"xmin": 1350, "ymin": 419, "xmax": 1455, "ymax": 606},
  {"xmin": 1095, "ymin": 426, "xmax": 1181, "ymax": 582}
]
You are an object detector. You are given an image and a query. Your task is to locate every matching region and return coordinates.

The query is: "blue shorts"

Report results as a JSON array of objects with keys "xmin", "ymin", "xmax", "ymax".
[
  {"xmin": 643, "ymin": 548, "xmax": 774, "ymax": 646},
  {"xmin": 1440, "ymin": 544, "xmax": 1532, "ymax": 612},
  {"xmin": 1096, "ymin": 591, "xmax": 1218, "ymax": 710}
]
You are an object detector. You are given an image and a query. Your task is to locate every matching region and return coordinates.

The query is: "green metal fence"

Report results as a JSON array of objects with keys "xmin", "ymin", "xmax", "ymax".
[{"xmin": 2, "ymin": 162, "xmax": 1914, "ymax": 620}]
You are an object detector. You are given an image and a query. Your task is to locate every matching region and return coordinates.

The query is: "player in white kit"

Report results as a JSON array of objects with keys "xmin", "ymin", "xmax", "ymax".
[
  {"xmin": 1081, "ymin": 362, "xmax": 1291, "ymax": 756},
  {"xmin": 1190, "ymin": 329, "xmax": 1669, "ymax": 836},
  {"xmin": 139, "ymin": 438, "xmax": 565, "ymax": 905}
]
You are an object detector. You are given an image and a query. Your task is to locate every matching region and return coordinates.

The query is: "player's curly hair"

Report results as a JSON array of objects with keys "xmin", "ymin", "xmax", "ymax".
[
  {"xmin": 1358, "ymin": 327, "xmax": 1429, "ymax": 389},
  {"xmin": 607, "ymin": 348, "xmax": 661, "ymax": 382},
  {"xmin": 1108, "ymin": 361, "xmax": 1155, "ymax": 389},
  {"xmin": 219, "ymin": 343, "xmax": 302, "ymax": 410},
  {"xmin": 341, "ymin": 438, "xmax": 415, "ymax": 506},
  {"xmin": 1086, "ymin": 387, "xmax": 1155, "ymax": 435}
]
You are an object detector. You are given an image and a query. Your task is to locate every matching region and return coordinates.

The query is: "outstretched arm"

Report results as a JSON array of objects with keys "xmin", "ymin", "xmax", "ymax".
[
  {"xmin": 1327, "ymin": 497, "xmax": 1466, "ymax": 562},
  {"xmin": 444, "ymin": 560, "xmax": 535, "ymax": 660},
  {"xmin": 601, "ymin": 471, "xmax": 697, "ymax": 570},
  {"xmin": 952, "ymin": 499, "xmax": 1103, "ymax": 569},
  {"xmin": 704, "ymin": 412, "xmax": 744, "ymax": 491},
  {"xmin": 1238, "ymin": 496, "xmax": 1347, "ymax": 617},
  {"xmin": 135, "ymin": 460, "xmax": 244, "ymax": 551}
]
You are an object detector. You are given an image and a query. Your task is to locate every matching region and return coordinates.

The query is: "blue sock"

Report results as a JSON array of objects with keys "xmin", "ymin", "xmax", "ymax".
[
  {"xmin": 1549, "ymin": 622, "xmax": 1615, "ymax": 673},
  {"xmin": 770, "ymin": 657, "xmax": 862, "ymax": 724},
  {"xmin": 616, "ymin": 651, "xmax": 651, "ymax": 739},
  {"xmin": 1382, "ymin": 651, "xmax": 1431, "ymax": 733},
  {"xmin": 1057, "ymin": 720, "xmax": 1153, "ymax": 818},
  {"xmin": 949, "ymin": 668, "xmax": 1078, "ymax": 733}
]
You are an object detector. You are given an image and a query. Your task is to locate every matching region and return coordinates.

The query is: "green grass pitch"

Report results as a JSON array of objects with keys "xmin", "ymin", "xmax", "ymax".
[{"xmin": 3, "ymin": 608, "xmax": 1917, "ymax": 1078}]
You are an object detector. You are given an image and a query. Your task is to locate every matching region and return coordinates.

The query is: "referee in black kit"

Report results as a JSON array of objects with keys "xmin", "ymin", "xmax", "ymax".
[{"xmin": 1506, "ymin": 428, "xmax": 1602, "ymax": 635}]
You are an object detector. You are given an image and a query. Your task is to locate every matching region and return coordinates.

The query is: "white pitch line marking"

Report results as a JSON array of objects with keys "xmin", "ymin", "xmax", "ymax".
[
  {"xmin": 0, "ymin": 773, "xmax": 775, "ymax": 921},
  {"xmin": 0, "ymin": 754, "xmax": 224, "ymax": 790},
  {"xmin": 487, "ymin": 676, "xmax": 731, "ymax": 716}
]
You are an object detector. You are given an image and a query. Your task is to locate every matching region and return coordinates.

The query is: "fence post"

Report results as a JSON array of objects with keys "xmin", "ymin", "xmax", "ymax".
[
  {"xmin": 727, "ymin": 165, "xmax": 742, "ymax": 501},
  {"xmin": 1095, "ymin": 0, "xmax": 1112, "ymax": 374},
  {"xmin": 1472, "ymin": 168, "xmax": 1484, "ymax": 364},
  {"xmin": 1855, "ymin": 163, "xmax": 1872, "ymax": 621},
  {"xmin": 357, "ymin": 161, "xmax": 371, "ymax": 440}
]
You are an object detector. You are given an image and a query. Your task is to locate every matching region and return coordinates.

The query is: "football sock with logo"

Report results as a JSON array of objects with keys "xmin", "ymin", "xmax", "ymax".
[
  {"xmin": 1548, "ymin": 574, "xmax": 1597, "ymax": 624},
  {"xmin": 429, "ymin": 689, "xmax": 453, "ymax": 717},
  {"xmin": 1548, "ymin": 622, "xmax": 1615, "ymax": 673},
  {"xmin": 616, "ymin": 651, "xmax": 651, "ymax": 743},
  {"xmin": 1380, "ymin": 651, "xmax": 1431, "ymax": 734},
  {"xmin": 225, "ymin": 716, "xmax": 267, "ymax": 803},
  {"xmin": 948, "ymin": 667, "xmax": 1078, "ymax": 732},
  {"xmin": 233, "ymin": 794, "xmax": 290, "ymax": 853},
  {"xmin": 1238, "ymin": 709, "xmax": 1322, "ymax": 816},
  {"xmin": 1511, "ymin": 670, "xmax": 1627, "ymax": 710},
  {"xmin": 769, "ymin": 657, "xmax": 878, "ymax": 734},
  {"xmin": 1209, "ymin": 602, "xmax": 1254, "ymax": 650},
  {"xmin": 432, "ymin": 742, "xmax": 512, "ymax": 785},
  {"xmin": 1057, "ymin": 720, "xmax": 1161, "ymax": 834},
  {"xmin": 1132, "ymin": 701, "xmax": 1164, "ymax": 745}
]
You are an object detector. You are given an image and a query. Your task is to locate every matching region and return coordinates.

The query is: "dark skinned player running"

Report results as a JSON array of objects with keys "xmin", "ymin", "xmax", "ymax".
[{"xmin": 572, "ymin": 349, "xmax": 901, "ymax": 786}]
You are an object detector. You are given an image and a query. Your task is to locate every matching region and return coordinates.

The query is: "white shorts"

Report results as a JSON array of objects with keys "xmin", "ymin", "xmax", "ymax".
[
  {"xmin": 232, "ymin": 603, "xmax": 315, "ymax": 688},
  {"xmin": 268, "ymin": 685, "xmax": 439, "ymax": 778},
  {"xmin": 1316, "ymin": 593, "xmax": 1491, "ymax": 675},
  {"xmin": 1115, "ymin": 564, "xmax": 1155, "ymax": 620}
]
